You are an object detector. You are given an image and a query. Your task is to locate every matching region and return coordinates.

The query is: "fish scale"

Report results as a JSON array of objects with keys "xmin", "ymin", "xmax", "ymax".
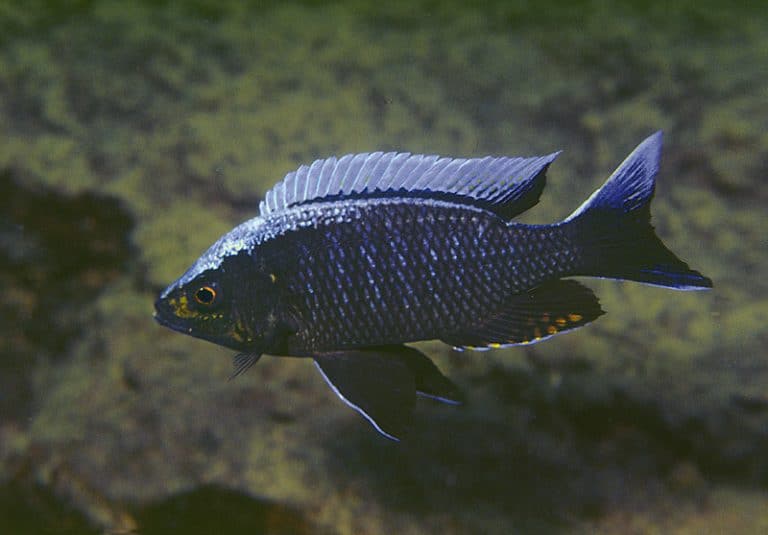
[{"xmin": 261, "ymin": 198, "xmax": 570, "ymax": 353}]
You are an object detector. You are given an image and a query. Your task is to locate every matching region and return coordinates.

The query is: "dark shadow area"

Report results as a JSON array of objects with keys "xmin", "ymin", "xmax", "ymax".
[
  {"xmin": 489, "ymin": 362, "xmax": 768, "ymax": 485},
  {"xmin": 0, "ymin": 481, "xmax": 98, "ymax": 535},
  {"xmin": 319, "ymin": 399, "xmax": 585, "ymax": 533},
  {"xmin": 134, "ymin": 485, "xmax": 316, "ymax": 535},
  {"xmin": 319, "ymin": 361, "xmax": 766, "ymax": 532},
  {"xmin": 0, "ymin": 170, "xmax": 134, "ymax": 421}
]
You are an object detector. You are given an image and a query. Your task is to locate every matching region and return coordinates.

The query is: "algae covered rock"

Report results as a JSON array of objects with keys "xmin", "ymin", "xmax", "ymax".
[{"xmin": 1, "ymin": 1, "xmax": 767, "ymax": 533}]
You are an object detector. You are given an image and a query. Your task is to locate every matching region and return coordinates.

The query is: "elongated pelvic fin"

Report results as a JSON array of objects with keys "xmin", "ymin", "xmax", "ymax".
[
  {"xmin": 313, "ymin": 345, "xmax": 462, "ymax": 440},
  {"xmin": 314, "ymin": 350, "xmax": 415, "ymax": 440},
  {"xmin": 443, "ymin": 280, "xmax": 604, "ymax": 350},
  {"xmin": 386, "ymin": 345, "xmax": 465, "ymax": 404},
  {"xmin": 260, "ymin": 151, "xmax": 560, "ymax": 220}
]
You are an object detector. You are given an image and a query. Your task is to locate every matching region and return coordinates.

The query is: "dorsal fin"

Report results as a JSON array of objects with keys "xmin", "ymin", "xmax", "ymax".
[{"xmin": 259, "ymin": 151, "xmax": 561, "ymax": 220}]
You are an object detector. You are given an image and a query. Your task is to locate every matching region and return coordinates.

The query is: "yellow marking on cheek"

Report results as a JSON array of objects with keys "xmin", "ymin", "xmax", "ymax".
[
  {"xmin": 568, "ymin": 313, "xmax": 582, "ymax": 322},
  {"xmin": 555, "ymin": 317, "xmax": 567, "ymax": 327},
  {"xmin": 170, "ymin": 295, "xmax": 198, "ymax": 319},
  {"xmin": 230, "ymin": 321, "xmax": 254, "ymax": 344},
  {"xmin": 547, "ymin": 325, "xmax": 558, "ymax": 335}
]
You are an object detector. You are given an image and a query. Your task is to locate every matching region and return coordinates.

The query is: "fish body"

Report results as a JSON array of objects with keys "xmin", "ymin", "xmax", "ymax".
[
  {"xmin": 254, "ymin": 198, "xmax": 574, "ymax": 352},
  {"xmin": 155, "ymin": 132, "xmax": 712, "ymax": 439}
]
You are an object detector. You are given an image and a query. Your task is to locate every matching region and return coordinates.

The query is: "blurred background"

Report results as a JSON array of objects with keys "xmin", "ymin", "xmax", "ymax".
[{"xmin": 1, "ymin": 1, "xmax": 766, "ymax": 533}]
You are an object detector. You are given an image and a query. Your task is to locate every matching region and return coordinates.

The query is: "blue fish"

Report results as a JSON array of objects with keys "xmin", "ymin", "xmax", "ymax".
[{"xmin": 154, "ymin": 132, "xmax": 711, "ymax": 439}]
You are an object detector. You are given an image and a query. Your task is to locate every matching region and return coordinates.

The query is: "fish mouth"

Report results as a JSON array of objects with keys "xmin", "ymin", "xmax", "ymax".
[{"xmin": 153, "ymin": 297, "xmax": 189, "ymax": 333}]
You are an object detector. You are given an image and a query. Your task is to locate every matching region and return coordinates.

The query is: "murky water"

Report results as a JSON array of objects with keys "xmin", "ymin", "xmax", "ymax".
[{"xmin": 1, "ymin": 2, "xmax": 766, "ymax": 533}]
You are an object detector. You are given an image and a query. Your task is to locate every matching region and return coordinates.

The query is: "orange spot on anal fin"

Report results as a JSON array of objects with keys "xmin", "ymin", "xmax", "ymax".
[
  {"xmin": 440, "ymin": 279, "xmax": 605, "ymax": 349},
  {"xmin": 547, "ymin": 325, "xmax": 558, "ymax": 335}
]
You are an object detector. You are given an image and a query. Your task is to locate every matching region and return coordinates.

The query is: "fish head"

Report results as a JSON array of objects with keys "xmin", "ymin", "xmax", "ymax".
[
  {"xmin": 155, "ymin": 215, "xmax": 288, "ymax": 353},
  {"xmin": 154, "ymin": 248, "xmax": 279, "ymax": 352},
  {"xmin": 154, "ymin": 271, "xmax": 244, "ymax": 350}
]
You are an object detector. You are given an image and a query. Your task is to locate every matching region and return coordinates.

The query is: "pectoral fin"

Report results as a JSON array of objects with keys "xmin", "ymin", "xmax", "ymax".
[
  {"xmin": 314, "ymin": 349, "xmax": 416, "ymax": 441},
  {"xmin": 229, "ymin": 353, "xmax": 262, "ymax": 380}
]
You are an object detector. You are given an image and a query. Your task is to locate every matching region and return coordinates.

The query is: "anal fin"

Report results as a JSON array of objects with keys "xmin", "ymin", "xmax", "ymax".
[{"xmin": 442, "ymin": 279, "xmax": 604, "ymax": 350}]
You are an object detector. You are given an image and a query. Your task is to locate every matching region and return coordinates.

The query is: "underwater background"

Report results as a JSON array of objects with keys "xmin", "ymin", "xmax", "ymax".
[{"xmin": 1, "ymin": 1, "xmax": 766, "ymax": 533}]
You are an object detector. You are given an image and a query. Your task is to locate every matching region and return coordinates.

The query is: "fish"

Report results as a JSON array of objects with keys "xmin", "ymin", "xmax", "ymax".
[{"xmin": 154, "ymin": 131, "xmax": 712, "ymax": 440}]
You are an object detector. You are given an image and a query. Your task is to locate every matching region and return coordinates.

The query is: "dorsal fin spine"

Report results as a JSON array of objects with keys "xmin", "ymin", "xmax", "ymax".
[
  {"xmin": 288, "ymin": 166, "xmax": 298, "ymax": 203},
  {"xmin": 405, "ymin": 156, "xmax": 430, "ymax": 189},
  {"xmin": 398, "ymin": 155, "xmax": 428, "ymax": 190},
  {"xmin": 329, "ymin": 155, "xmax": 350, "ymax": 196},
  {"xmin": 357, "ymin": 151, "xmax": 384, "ymax": 193},
  {"xmin": 458, "ymin": 159, "xmax": 484, "ymax": 192},
  {"xmin": 319, "ymin": 157, "xmax": 337, "ymax": 196},
  {"xmin": 342, "ymin": 153, "xmax": 362, "ymax": 192},
  {"xmin": 297, "ymin": 161, "xmax": 309, "ymax": 199},
  {"xmin": 279, "ymin": 175, "xmax": 287, "ymax": 207},
  {"xmin": 349, "ymin": 152, "xmax": 374, "ymax": 191},
  {"xmin": 373, "ymin": 152, "xmax": 396, "ymax": 190},
  {"xmin": 371, "ymin": 152, "xmax": 394, "ymax": 188},
  {"xmin": 420, "ymin": 157, "xmax": 451, "ymax": 190},
  {"xmin": 349, "ymin": 152, "xmax": 370, "ymax": 190},
  {"xmin": 476, "ymin": 158, "xmax": 506, "ymax": 198},
  {"xmin": 340, "ymin": 153, "xmax": 358, "ymax": 191},
  {"xmin": 266, "ymin": 184, "xmax": 276, "ymax": 212},
  {"xmin": 324, "ymin": 159, "xmax": 339, "ymax": 195},
  {"xmin": 449, "ymin": 159, "xmax": 472, "ymax": 193},
  {"xmin": 438, "ymin": 158, "xmax": 463, "ymax": 190},
  {"xmin": 393, "ymin": 154, "xmax": 422, "ymax": 189}
]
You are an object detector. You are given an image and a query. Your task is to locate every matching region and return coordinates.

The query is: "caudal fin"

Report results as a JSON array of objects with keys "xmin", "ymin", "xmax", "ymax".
[{"xmin": 566, "ymin": 131, "xmax": 712, "ymax": 290}]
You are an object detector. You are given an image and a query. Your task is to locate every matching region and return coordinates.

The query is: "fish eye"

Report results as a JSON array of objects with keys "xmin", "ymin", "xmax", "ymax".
[{"xmin": 194, "ymin": 285, "xmax": 217, "ymax": 306}]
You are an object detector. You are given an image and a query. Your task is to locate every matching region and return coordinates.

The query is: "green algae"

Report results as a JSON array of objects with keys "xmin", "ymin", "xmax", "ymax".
[
  {"xmin": 1, "ymin": 1, "xmax": 767, "ymax": 533},
  {"xmin": 136, "ymin": 200, "xmax": 236, "ymax": 286}
]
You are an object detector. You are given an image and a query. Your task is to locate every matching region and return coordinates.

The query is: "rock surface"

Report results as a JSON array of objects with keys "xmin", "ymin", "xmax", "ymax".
[{"xmin": 1, "ymin": 2, "xmax": 766, "ymax": 533}]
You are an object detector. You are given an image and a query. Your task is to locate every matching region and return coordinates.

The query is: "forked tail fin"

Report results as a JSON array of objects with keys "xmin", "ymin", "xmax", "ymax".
[{"xmin": 565, "ymin": 131, "xmax": 712, "ymax": 290}]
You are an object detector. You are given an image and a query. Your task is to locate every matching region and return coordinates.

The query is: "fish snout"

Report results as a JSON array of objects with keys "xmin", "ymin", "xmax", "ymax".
[{"xmin": 153, "ymin": 295, "xmax": 178, "ymax": 328}]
